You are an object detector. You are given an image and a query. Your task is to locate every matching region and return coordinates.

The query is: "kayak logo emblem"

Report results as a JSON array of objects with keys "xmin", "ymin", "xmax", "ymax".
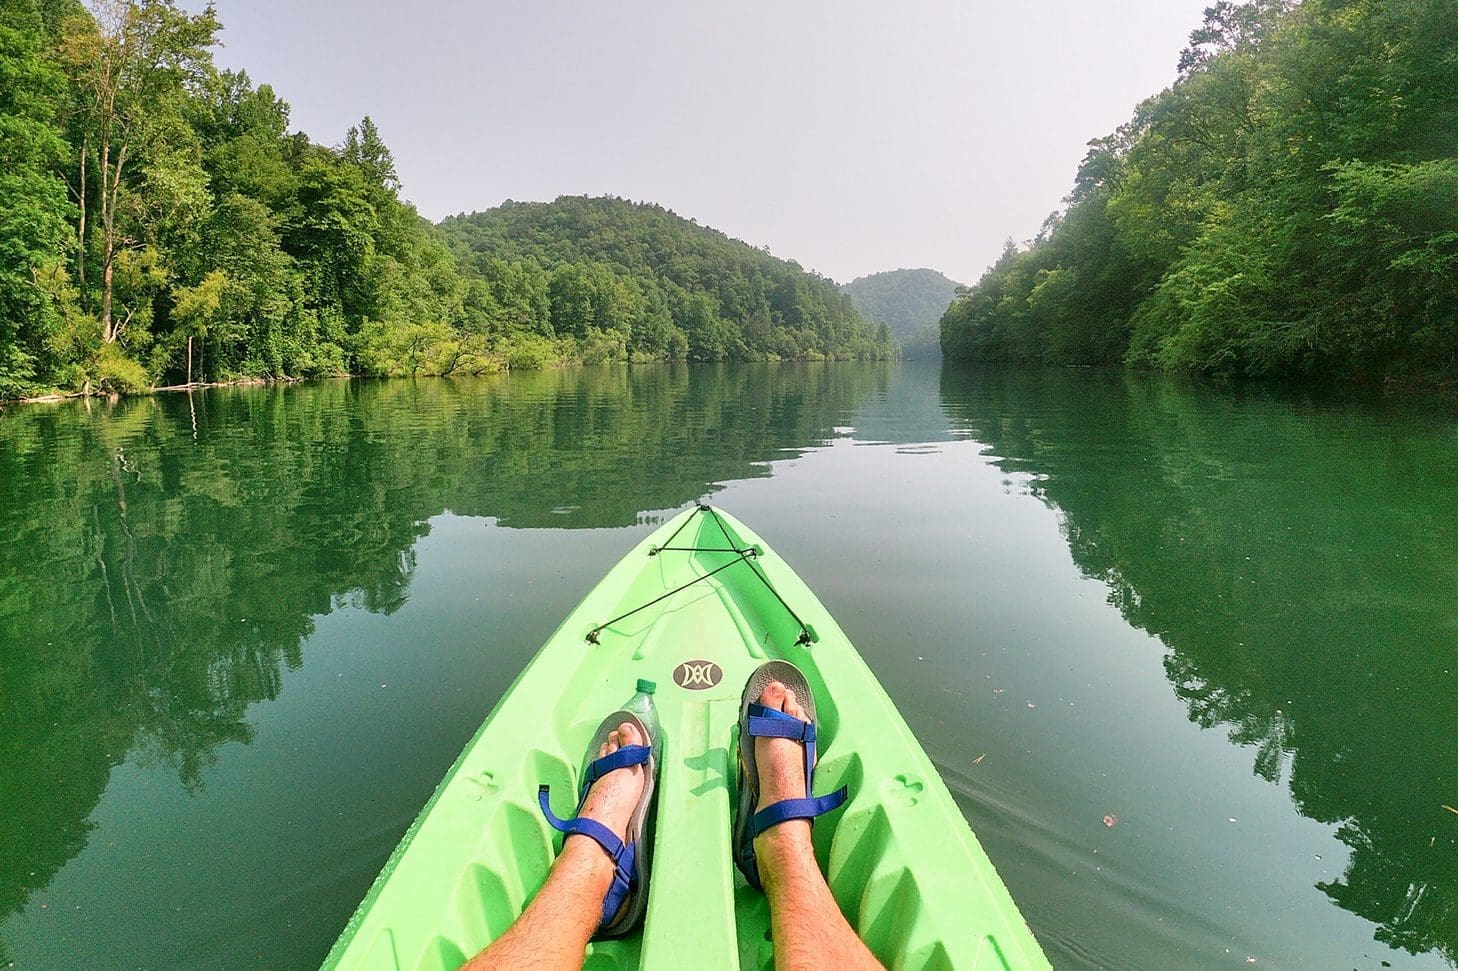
[{"xmin": 673, "ymin": 659, "xmax": 723, "ymax": 690}]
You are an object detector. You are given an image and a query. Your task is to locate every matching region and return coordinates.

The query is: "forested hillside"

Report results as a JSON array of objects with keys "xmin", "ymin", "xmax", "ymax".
[
  {"xmin": 438, "ymin": 197, "xmax": 892, "ymax": 366},
  {"xmin": 0, "ymin": 1, "xmax": 889, "ymax": 400},
  {"xmin": 0, "ymin": 0, "xmax": 480, "ymax": 397},
  {"xmin": 941, "ymin": 0, "xmax": 1458, "ymax": 389},
  {"xmin": 843, "ymin": 268, "xmax": 962, "ymax": 357}
]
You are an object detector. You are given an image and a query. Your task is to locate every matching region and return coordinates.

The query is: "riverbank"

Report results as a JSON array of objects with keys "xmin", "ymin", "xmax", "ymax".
[
  {"xmin": 3, "ymin": 375, "xmax": 307, "ymax": 408},
  {"xmin": 0, "ymin": 349, "xmax": 900, "ymax": 409}
]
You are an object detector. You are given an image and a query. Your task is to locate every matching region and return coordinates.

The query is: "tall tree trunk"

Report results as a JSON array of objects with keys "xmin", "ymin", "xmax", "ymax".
[
  {"xmin": 77, "ymin": 137, "xmax": 88, "ymax": 309},
  {"xmin": 99, "ymin": 136, "xmax": 113, "ymax": 341},
  {"xmin": 99, "ymin": 141, "xmax": 127, "ymax": 343},
  {"xmin": 101, "ymin": 248, "xmax": 114, "ymax": 341}
]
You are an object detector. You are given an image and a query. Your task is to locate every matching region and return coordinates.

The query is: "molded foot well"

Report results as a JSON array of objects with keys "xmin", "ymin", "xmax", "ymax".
[
  {"xmin": 914, "ymin": 941, "xmax": 957, "ymax": 971},
  {"xmin": 356, "ymin": 928, "xmax": 398, "ymax": 971},
  {"xmin": 827, "ymin": 801, "xmax": 889, "ymax": 895},
  {"xmin": 830, "ymin": 801, "xmax": 981, "ymax": 969},
  {"xmin": 429, "ymin": 738, "xmax": 598, "ymax": 967},
  {"xmin": 412, "ymin": 935, "xmax": 466, "ymax": 971},
  {"xmin": 489, "ymin": 796, "xmax": 556, "ymax": 895},
  {"xmin": 812, "ymin": 750, "xmax": 865, "ymax": 866},
  {"xmin": 525, "ymin": 746, "xmax": 575, "ymax": 812},
  {"xmin": 826, "ymin": 802, "xmax": 911, "ymax": 940},
  {"xmin": 582, "ymin": 941, "xmax": 639, "ymax": 970},
  {"xmin": 450, "ymin": 863, "xmax": 517, "ymax": 947},
  {"xmin": 733, "ymin": 885, "xmax": 774, "ymax": 971},
  {"xmin": 858, "ymin": 868, "xmax": 924, "ymax": 967}
]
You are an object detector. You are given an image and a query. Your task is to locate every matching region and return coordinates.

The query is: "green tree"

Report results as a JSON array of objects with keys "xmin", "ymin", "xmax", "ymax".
[
  {"xmin": 942, "ymin": 0, "xmax": 1458, "ymax": 389},
  {"xmin": 342, "ymin": 114, "xmax": 399, "ymax": 196},
  {"xmin": 0, "ymin": 2, "xmax": 74, "ymax": 395},
  {"xmin": 59, "ymin": 0, "xmax": 219, "ymax": 345}
]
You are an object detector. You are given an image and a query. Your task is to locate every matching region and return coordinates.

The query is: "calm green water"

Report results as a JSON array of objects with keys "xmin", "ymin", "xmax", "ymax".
[{"xmin": 1, "ymin": 363, "xmax": 1455, "ymax": 970}]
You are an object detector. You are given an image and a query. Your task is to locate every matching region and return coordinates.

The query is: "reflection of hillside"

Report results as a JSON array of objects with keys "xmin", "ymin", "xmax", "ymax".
[
  {"xmin": 845, "ymin": 361, "xmax": 959, "ymax": 445},
  {"xmin": 434, "ymin": 364, "xmax": 891, "ymax": 526},
  {"xmin": 0, "ymin": 362, "xmax": 889, "ymax": 923},
  {"xmin": 938, "ymin": 365, "xmax": 1458, "ymax": 964}
]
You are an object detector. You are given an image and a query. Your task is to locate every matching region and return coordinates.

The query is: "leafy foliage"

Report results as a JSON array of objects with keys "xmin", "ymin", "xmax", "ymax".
[
  {"xmin": 439, "ymin": 196, "xmax": 892, "ymax": 364},
  {"xmin": 941, "ymin": 0, "xmax": 1458, "ymax": 389},
  {"xmin": 0, "ymin": 2, "xmax": 74, "ymax": 396},
  {"xmin": 0, "ymin": 2, "xmax": 890, "ymax": 399}
]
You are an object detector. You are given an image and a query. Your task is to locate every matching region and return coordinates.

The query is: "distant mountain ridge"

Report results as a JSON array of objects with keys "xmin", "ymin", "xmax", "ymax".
[{"xmin": 842, "ymin": 268, "xmax": 963, "ymax": 357}]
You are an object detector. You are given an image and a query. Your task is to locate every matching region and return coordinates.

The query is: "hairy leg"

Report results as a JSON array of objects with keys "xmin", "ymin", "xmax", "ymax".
[
  {"xmin": 752, "ymin": 681, "xmax": 883, "ymax": 971},
  {"xmin": 462, "ymin": 722, "xmax": 646, "ymax": 971}
]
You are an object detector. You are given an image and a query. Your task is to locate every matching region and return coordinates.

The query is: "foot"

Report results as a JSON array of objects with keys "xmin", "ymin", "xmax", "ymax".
[
  {"xmin": 566, "ymin": 722, "xmax": 646, "ymax": 859},
  {"xmin": 751, "ymin": 681, "xmax": 813, "ymax": 843}
]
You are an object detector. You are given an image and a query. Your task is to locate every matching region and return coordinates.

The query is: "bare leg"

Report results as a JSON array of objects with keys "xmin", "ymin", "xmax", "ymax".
[
  {"xmin": 752, "ymin": 681, "xmax": 883, "ymax": 971},
  {"xmin": 462, "ymin": 722, "xmax": 646, "ymax": 971}
]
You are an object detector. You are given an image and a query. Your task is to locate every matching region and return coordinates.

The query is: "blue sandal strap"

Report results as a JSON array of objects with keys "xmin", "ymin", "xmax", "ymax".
[
  {"xmin": 746, "ymin": 704, "xmax": 818, "ymax": 742},
  {"xmin": 751, "ymin": 786, "xmax": 850, "ymax": 838},
  {"xmin": 581, "ymin": 744, "xmax": 651, "ymax": 791},
  {"xmin": 599, "ymin": 852, "xmax": 635, "ymax": 928},
  {"xmin": 746, "ymin": 703, "xmax": 819, "ymax": 800},
  {"xmin": 538, "ymin": 786, "xmax": 638, "ymax": 928}
]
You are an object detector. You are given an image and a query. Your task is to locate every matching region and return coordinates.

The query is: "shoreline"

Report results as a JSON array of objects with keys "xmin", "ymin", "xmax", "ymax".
[
  {"xmin": 12, "ymin": 359, "xmax": 1441, "ymax": 412},
  {"xmin": 0, "ymin": 358, "xmax": 898, "ymax": 409},
  {"xmin": 5, "ymin": 375, "xmax": 308, "ymax": 407}
]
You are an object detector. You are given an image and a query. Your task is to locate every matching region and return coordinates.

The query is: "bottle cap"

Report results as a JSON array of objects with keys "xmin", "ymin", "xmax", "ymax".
[{"xmin": 636, "ymin": 678, "xmax": 657, "ymax": 694}]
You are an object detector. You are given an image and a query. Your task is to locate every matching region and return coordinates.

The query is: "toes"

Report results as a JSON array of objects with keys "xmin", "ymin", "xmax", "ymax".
[
  {"xmin": 598, "ymin": 722, "xmax": 643, "ymax": 760},
  {"xmin": 758, "ymin": 680, "xmax": 808, "ymax": 720},
  {"xmin": 759, "ymin": 680, "xmax": 787, "ymax": 710}
]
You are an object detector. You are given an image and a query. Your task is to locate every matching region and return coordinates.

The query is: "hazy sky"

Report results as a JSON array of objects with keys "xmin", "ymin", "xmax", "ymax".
[{"xmin": 195, "ymin": 0, "xmax": 1212, "ymax": 284}]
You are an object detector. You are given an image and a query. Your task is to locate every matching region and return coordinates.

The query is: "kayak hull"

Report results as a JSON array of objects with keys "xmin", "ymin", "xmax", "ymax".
[{"xmin": 323, "ymin": 505, "xmax": 1050, "ymax": 970}]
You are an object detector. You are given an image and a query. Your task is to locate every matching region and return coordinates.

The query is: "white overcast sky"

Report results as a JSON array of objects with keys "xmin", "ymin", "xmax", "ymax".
[{"xmin": 194, "ymin": 0, "xmax": 1212, "ymax": 284}]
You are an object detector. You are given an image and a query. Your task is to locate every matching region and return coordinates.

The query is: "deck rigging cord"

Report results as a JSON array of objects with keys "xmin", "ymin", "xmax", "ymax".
[{"xmin": 585, "ymin": 505, "xmax": 815, "ymax": 646}]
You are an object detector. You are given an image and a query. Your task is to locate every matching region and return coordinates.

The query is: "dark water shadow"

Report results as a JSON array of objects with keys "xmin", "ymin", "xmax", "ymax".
[
  {"xmin": 0, "ymin": 362, "xmax": 897, "ymax": 927},
  {"xmin": 938, "ymin": 363, "xmax": 1458, "ymax": 964}
]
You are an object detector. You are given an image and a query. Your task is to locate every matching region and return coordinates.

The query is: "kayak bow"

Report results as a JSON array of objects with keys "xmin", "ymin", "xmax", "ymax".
[{"xmin": 323, "ymin": 505, "xmax": 1050, "ymax": 970}]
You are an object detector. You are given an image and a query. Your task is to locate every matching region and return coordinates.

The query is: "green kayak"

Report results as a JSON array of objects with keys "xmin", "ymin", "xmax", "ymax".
[{"xmin": 323, "ymin": 505, "xmax": 1050, "ymax": 970}]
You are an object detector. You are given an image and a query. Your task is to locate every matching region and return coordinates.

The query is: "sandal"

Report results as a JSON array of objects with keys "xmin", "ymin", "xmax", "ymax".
[
  {"xmin": 733, "ymin": 660, "xmax": 849, "ymax": 891},
  {"xmin": 538, "ymin": 710, "xmax": 658, "ymax": 936}
]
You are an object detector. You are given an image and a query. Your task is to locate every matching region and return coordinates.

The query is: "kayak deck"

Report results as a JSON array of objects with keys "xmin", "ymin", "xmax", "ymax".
[{"xmin": 323, "ymin": 505, "xmax": 1049, "ymax": 970}]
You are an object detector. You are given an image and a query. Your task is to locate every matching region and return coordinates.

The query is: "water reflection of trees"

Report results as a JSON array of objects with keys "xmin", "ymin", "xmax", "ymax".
[
  {"xmin": 938, "ymin": 365, "xmax": 1458, "ymax": 964},
  {"xmin": 0, "ymin": 362, "xmax": 889, "ymax": 923}
]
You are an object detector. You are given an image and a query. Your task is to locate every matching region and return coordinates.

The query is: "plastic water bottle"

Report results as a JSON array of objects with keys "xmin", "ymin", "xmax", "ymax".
[{"xmin": 622, "ymin": 678, "xmax": 661, "ymax": 745}]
